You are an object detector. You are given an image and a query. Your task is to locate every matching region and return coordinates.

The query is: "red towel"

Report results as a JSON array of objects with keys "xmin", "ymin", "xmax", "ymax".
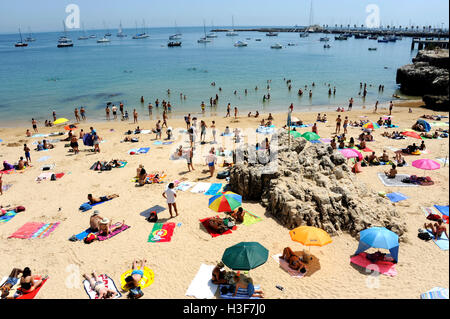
[
  {"xmin": 350, "ymin": 253, "xmax": 397, "ymax": 277},
  {"xmin": 362, "ymin": 147, "xmax": 373, "ymax": 152},
  {"xmin": 200, "ymin": 216, "xmax": 236, "ymax": 238},
  {"xmin": 8, "ymin": 222, "xmax": 44, "ymax": 239},
  {"xmin": 16, "ymin": 279, "xmax": 48, "ymax": 299}
]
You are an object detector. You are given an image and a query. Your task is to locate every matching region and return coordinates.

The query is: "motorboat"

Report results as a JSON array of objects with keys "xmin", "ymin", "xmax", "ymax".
[
  {"xmin": 97, "ymin": 37, "xmax": 111, "ymax": 43},
  {"xmin": 270, "ymin": 43, "xmax": 282, "ymax": 49},
  {"xmin": 334, "ymin": 35, "xmax": 348, "ymax": 40},
  {"xmin": 377, "ymin": 38, "xmax": 389, "ymax": 43},
  {"xmin": 168, "ymin": 41, "xmax": 181, "ymax": 47},
  {"xmin": 57, "ymin": 21, "xmax": 73, "ymax": 48},
  {"xmin": 234, "ymin": 40, "xmax": 248, "ymax": 47},
  {"xmin": 319, "ymin": 37, "xmax": 330, "ymax": 42},
  {"xmin": 354, "ymin": 33, "xmax": 368, "ymax": 39},
  {"xmin": 368, "ymin": 35, "xmax": 378, "ymax": 40},
  {"xmin": 255, "ymin": 38, "xmax": 262, "ymax": 41},
  {"xmin": 89, "ymin": 35, "xmax": 97, "ymax": 38},
  {"xmin": 266, "ymin": 32, "xmax": 278, "ymax": 36}
]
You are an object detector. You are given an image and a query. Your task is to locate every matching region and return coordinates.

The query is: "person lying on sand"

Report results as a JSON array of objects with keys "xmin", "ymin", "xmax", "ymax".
[
  {"xmin": 0, "ymin": 268, "xmax": 23, "ymax": 299},
  {"xmin": 424, "ymin": 219, "xmax": 448, "ymax": 240},
  {"xmin": 83, "ymin": 271, "xmax": 117, "ymax": 299},
  {"xmin": 280, "ymin": 247, "xmax": 307, "ymax": 274},
  {"xmin": 18, "ymin": 267, "xmax": 48, "ymax": 296},
  {"xmin": 208, "ymin": 216, "xmax": 229, "ymax": 233},
  {"xmin": 43, "ymin": 140, "xmax": 54, "ymax": 150},
  {"xmin": 124, "ymin": 259, "xmax": 146, "ymax": 299},
  {"xmin": 0, "ymin": 205, "xmax": 25, "ymax": 217},
  {"xmin": 211, "ymin": 262, "xmax": 228, "ymax": 285},
  {"xmin": 98, "ymin": 218, "xmax": 125, "ymax": 237},
  {"xmin": 87, "ymin": 194, "xmax": 119, "ymax": 204}
]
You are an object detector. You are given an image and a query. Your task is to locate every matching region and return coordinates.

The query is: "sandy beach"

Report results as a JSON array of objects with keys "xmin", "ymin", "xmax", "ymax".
[{"xmin": 0, "ymin": 101, "xmax": 448, "ymax": 299}]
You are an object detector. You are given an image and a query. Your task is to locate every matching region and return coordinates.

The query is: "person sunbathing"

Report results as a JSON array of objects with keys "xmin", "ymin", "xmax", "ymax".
[
  {"xmin": 83, "ymin": 271, "xmax": 117, "ymax": 299},
  {"xmin": 365, "ymin": 152, "xmax": 379, "ymax": 165},
  {"xmin": 412, "ymin": 122, "xmax": 425, "ymax": 132},
  {"xmin": 89, "ymin": 210, "xmax": 103, "ymax": 232},
  {"xmin": 124, "ymin": 259, "xmax": 146, "ymax": 298},
  {"xmin": 232, "ymin": 275, "xmax": 264, "ymax": 298},
  {"xmin": 211, "ymin": 262, "xmax": 228, "ymax": 285},
  {"xmin": 1, "ymin": 268, "xmax": 23, "ymax": 299},
  {"xmin": 98, "ymin": 218, "xmax": 125, "ymax": 236},
  {"xmin": 347, "ymin": 137, "xmax": 355, "ymax": 148},
  {"xmin": 366, "ymin": 251, "xmax": 390, "ymax": 263},
  {"xmin": 356, "ymin": 139, "xmax": 366, "ymax": 150},
  {"xmin": 280, "ymin": 247, "xmax": 307, "ymax": 273},
  {"xmin": 18, "ymin": 267, "xmax": 47, "ymax": 296},
  {"xmin": 42, "ymin": 140, "xmax": 54, "ymax": 150},
  {"xmin": 230, "ymin": 207, "xmax": 245, "ymax": 223},
  {"xmin": 87, "ymin": 194, "xmax": 119, "ymax": 204},
  {"xmin": 378, "ymin": 150, "xmax": 390, "ymax": 162},
  {"xmin": 385, "ymin": 164, "xmax": 397, "ymax": 179},
  {"xmin": 208, "ymin": 216, "xmax": 229, "ymax": 233},
  {"xmin": 424, "ymin": 219, "xmax": 448, "ymax": 240},
  {"xmin": 137, "ymin": 165, "xmax": 147, "ymax": 186}
]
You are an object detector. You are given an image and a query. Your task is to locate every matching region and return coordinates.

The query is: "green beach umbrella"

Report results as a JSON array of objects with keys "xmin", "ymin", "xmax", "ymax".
[
  {"xmin": 289, "ymin": 130, "xmax": 302, "ymax": 138},
  {"xmin": 301, "ymin": 132, "xmax": 320, "ymax": 141},
  {"xmin": 222, "ymin": 242, "xmax": 269, "ymax": 271}
]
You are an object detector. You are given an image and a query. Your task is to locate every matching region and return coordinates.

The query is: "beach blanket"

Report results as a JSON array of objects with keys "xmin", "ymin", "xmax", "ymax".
[
  {"xmin": 272, "ymin": 254, "xmax": 305, "ymax": 278},
  {"xmin": 15, "ymin": 279, "xmax": 48, "ymax": 299},
  {"xmin": 291, "ymin": 124, "xmax": 312, "ymax": 128},
  {"xmin": 162, "ymin": 141, "xmax": 174, "ymax": 145},
  {"xmin": 350, "ymin": 253, "xmax": 397, "ymax": 277},
  {"xmin": 377, "ymin": 173, "xmax": 418, "ymax": 187},
  {"xmin": 320, "ymin": 138, "xmax": 332, "ymax": 143},
  {"xmin": 97, "ymin": 223, "xmax": 130, "ymax": 241},
  {"xmin": 427, "ymin": 230, "xmax": 449, "ymax": 251},
  {"xmin": 80, "ymin": 198, "xmax": 112, "ymax": 212},
  {"xmin": 385, "ymin": 192, "xmax": 408, "ymax": 203},
  {"xmin": 421, "ymin": 287, "xmax": 449, "ymax": 299},
  {"xmin": 69, "ymin": 228, "xmax": 94, "ymax": 241},
  {"xmin": 153, "ymin": 141, "xmax": 163, "ymax": 145},
  {"xmin": 204, "ymin": 183, "xmax": 223, "ymax": 196},
  {"xmin": 176, "ymin": 181, "xmax": 196, "ymax": 191},
  {"xmin": 140, "ymin": 130, "xmax": 151, "ymax": 134},
  {"xmin": 83, "ymin": 274, "xmax": 122, "ymax": 299},
  {"xmin": 128, "ymin": 147, "xmax": 150, "ymax": 155},
  {"xmin": 219, "ymin": 284, "xmax": 262, "ymax": 299},
  {"xmin": 35, "ymin": 172, "xmax": 64, "ymax": 181},
  {"xmin": 0, "ymin": 210, "xmax": 18, "ymax": 224},
  {"xmin": 185, "ymin": 264, "xmax": 218, "ymax": 299},
  {"xmin": 190, "ymin": 182, "xmax": 212, "ymax": 194},
  {"xmin": 242, "ymin": 211, "xmax": 263, "ymax": 226},
  {"xmin": 148, "ymin": 222, "xmax": 175, "ymax": 243},
  {"xmin": 8, "ymin": 222, "xmax": 60, "ymax": 239},
  {"xmin": 200, "ymin": 216, "xmax": 236, "ymax": 238},
  {"xmin": 256, "ymin": 126, "xmax": 274, "ymax": 134},
  {"xmin": 37, "ymin": 156, "xmax": 51, "ymax": 162},
  {"xmin": 309, "ymin": 140, "xmax": 322, "ymax": 144},
  {"xmin": 421, "ymin": 206, "xmax": 439, "ymax": 218}
]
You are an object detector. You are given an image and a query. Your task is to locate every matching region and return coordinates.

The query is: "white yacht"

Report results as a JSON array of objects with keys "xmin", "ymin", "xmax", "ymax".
[
  {"xmin": 234, "ymin": 40, "xmax": 248, "ymax": 47},
  {"xmin": 198, "ymin": 21, "xmax": 211, "ymax": 43},
  {"xmin": 226, "ymin": 16, "xmax": 239, "ymax": 36},
  {"xmin": 78, "ymin": 23, "xmax": 89, "ymax": 40},
  {"xmin": 97, "ymin": 36, "xmax": 111, "ymax": 43},
  {"xmin": 117, "ymin": 21, "xmax": 127, "ymax": 37},
  {"xmin": 25, "ymin": 27, "xmax": 36, "ymax": 42},
  {"xmin": 169, "ymin": 21, "xmax": 182, "ymax": 40},
  {"xmin": 57, "ymin": 21, "xmax": 73, "ymax": 48},
  {"xmin": 319, "ymin": 37, "xmax": 330, "ymax": 42},
  {"xmin": 270, "ymin": 43, "xmax": 282, "ymax": 49}
]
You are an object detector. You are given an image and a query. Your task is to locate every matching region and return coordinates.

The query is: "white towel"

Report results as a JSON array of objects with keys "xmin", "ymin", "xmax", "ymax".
[
  {"xmin": 176, "ymin": 182, "xmax": 196, "ymax": 191},
  {"xmin": 185, "ymin": 264, "xmax": 218, "ymax": 299},
  {"xmin": 190, "ymin": 182, "xmax": 212, "ymax": 194},
  {"xmin": 83, "ymin": 274, "xmax": 122, "ymax": 299}
]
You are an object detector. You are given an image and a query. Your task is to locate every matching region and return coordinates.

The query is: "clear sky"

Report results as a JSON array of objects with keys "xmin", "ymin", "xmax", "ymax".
[{"xmin": 0, "ymin": 0, "xmax": 448, "ymax": 33}]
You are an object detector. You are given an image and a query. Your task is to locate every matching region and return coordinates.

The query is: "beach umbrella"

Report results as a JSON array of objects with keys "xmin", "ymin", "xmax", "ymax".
[
  {"xmin": 208, "ymin": 191, "xmax": 242, "ymax": 212},
  {"xmin": 339, "ymin": 148, "xmax": 363, "ymax": 161},
  {"xmin": 222, "ymin": 242, "xmax": 269, "ymax": 270},
  {"xmin": 416, "ymin": 119, "xmax": 431, "ymax": 132},
  {"xmin": 412, "ymin": 159, "xmax": 440, "ymax": 171},
  {"xmin": 401, "ymin": 131, "xmax": 421, "ymax": 139},
  {"xmin": 301, "ymin": 132, "xmax": 320, "ymax": 141},
  {"xmin": 289, "ymin": 130, "xmax": 302, "ymax": 138},
  {"xmin": 289, "ymin": 226, "xmax": 332, "ymax": 247},
  {"xmin": 363, "ymin": 122, "xmax": 380, "ymax": 130},
  {"xmin": 355, "ymin": 227, "xmax": 399, "ymax": 262},
  {"xmin": 53, "ymin": 118, "xmax": 69, "ymax": 125}
]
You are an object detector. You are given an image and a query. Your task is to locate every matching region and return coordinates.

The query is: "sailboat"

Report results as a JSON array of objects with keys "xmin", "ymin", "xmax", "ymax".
[
  {"xmin": 169, "ymin": 21, "xmax": 182, "ymax": 40},
  {"xmin": 25, "ymin": 27, "xmax": 36, "ymax": 42},
  {"xmin": 226, "ymin": 16, "xmax": 239, "ymax": 36},
  {"xmin": 300, "ymin": 0, "xmax": 313, "ymax": 37},
  {"xmin": 132, "ymin": 20, "xmax": 150, "ymax": 39},
  {"xmin": 104, "ymin": 22, "xmax": 112, "ymax": 36},
  {"xmin": 15, "ymin": 28, "xmax": 28, "ymax": 47},
  {"xmin": 57, "ymin": 21, "xmax": 74, "ymax": 48},
  {"xmin": 78, "ymin": 23, "xmax": 89, "ymax": 40},
  {"xmin": 97, "ymin": 36, "xmax": 111, "ymax": 43},
  {"xmin": 117, "ymin": 21, "xmax": 127, "ymax": 37},
  {"xmin": 206, "ymin": 21, "xmax": 218, "ymax": 38},
  {"xmin": 198, "ymin": 21, "xmax": 211, "ymax": 43}
]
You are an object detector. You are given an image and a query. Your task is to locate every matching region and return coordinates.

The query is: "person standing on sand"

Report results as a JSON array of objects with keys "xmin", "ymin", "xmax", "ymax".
[
  {"xmin": 31, "ymin": 119, "xmax": 38, "ymax": 133},
  {"xmin": 92, "ymin": 132, "xmax": 100, "ymax": 153},
  {"xmin": 200, "ymin": 120, "xmax": 207, "ymax": 142},
  {"xmin": 24, "ymin": 144, "xmax": 31, "ymax": 163},
  {"xmin": 52, "ymin": 111, "xmax": 57, "ymax": 122},
  {"xmin": 155, "ymin": 120, "xmax": 162, "ymax": 140},
  {"xmin": 112, "ymin": 105, "xmax": 118, "ymax": 120},
  {"xmin": 162, "ymin": 183, "xmax": 178, "ymax": 218},
  {"xmin": 348, "ymin": 98, "xmax": 354, "ymax": 111},
  {"xmin": 335, "ymin": 115, "xmax": 342, "ymax": 134},
  {"xmin": 211, "ymin": 121, "xmax": 217, "ymax": 144},
  {"xmin": 234, "ymin": 107, "xmax": 238, "ymax": 119},
  {"xmin": 162, "ymin": 111, "xmax": 168, "ymax": 128},
  {"xmin": 133, "ymin": 109, "xmax": 138, "ymax": 124},
  {"xmin": 389, "ymin": 101, "xmax": 393, "ymax": 115},
  {"xmin": 206, "ymin": 150, "xmax": 217, "ymax": 177},
  {"xmin": 226, "ymin": 103, "xmax": 231, "ymax": 117},
  {"xmin": 374, "ymin": 100, "xmax": 378, "ymax": 113},
  {"xmin": 74, "ymin": 108, "xmax": 80, "ymax": 122},
  {"xmin": 119, "ymin": 102, "xmax": 124, "ymax": 116},
  {"xmin": 186, "ymin": 147, "xmax": 195, "ymax": 172},
  {"xmin": 343, "ymin": 116, "xmax": 349, "ymax": 134},
  {"xmin": 80, "ymin": 107, "xmax": 86, "ymax": 120}
]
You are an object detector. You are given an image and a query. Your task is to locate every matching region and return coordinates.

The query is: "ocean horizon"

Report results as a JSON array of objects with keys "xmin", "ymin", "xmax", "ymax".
[{"xmin": 0, "ymin": 26, "xmax": 420, "ymax": 126}]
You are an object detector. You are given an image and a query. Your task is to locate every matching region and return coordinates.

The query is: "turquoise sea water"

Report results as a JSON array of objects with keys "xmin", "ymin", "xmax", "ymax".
[{"xmin": 0, "ymin": 26, "xmax": 419, "ymax": 126}]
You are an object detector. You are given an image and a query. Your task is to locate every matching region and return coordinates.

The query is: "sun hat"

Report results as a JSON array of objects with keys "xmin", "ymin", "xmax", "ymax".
[
  {"xmin": 92, "ymin": 210, "xmax": 100, "ymax": 216},
  {"xmin": 100, "ymin": 218, "xmax": 110, "ymax": 224}
]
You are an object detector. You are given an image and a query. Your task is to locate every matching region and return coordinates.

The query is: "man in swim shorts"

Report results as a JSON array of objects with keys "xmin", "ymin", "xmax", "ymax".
[{"xmin": 1, "ymin": 268, "xmax": 23, "ymax": 299}]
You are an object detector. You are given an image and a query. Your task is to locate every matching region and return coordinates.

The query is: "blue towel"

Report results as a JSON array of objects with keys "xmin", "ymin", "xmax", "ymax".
[
  {"xmin": 153, "ymin": 141, "xmax": 163, "ymax": 145},
  {"xmin": 434, "ymin": 205, "xmax": 449, "ymax": 216},
  {"xmin": 137, "ymin": 147, "xmax": 150, "ymax": 154},
  {"xmin": 75, "ymin": 228, "xmax": 94, "ymax": 241},
  {"xmin": 162, "ymin": 141, "xmax": 173, "ymax": 145},
  {"xmin": 427, "ymin": 230, "xmax": 449, "ymax": 251},
  {"xmin": 0, "ymin": 211, "xmax": 17, "ymax": 223},
  {"xmin": 309, "ymin": 140, "xmax": 322, "ymax": 144},
  {"xmin": 219, "ymin": 284, "xmax": 261, "ymax": 299},
  {"xmin": 204, "ymin": 183, "xmax": 223, "ymax": 196},
  {"xmin": 385, "ymin": 192, "xmax": 408, "ymax": 203}
]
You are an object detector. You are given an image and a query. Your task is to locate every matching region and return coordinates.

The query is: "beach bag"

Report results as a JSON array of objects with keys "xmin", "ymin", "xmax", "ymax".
[
  {"xmin": 217, "ymin": 171, "xmax": 230, "ymax": 179},
  {"xmin": 84, "ymin": 233, "xmax": 97, "ymax": 244},
  {"xmin": 79, "ymin": 203, "xmax": 92, "ymax": 212},
  {"xmin": 16, "ymin": 206, "xmax": 25, "ymax": 212},
  {"xmin": 50, "ymin": 173, "xmax": 57, "ymax": 181},
  {"xmin": 147, "ymin": 211, "xmax": 158, "ymax": 223},
  {"xmin": 128, "ymin": 286, "xmax": 144, "ymax": 299},
  {"xmin": 418, "ymin": 232, "xmax": 432, "ymax": 241}
]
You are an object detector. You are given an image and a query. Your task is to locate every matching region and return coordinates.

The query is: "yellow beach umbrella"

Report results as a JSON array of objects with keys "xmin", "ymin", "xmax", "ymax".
[
  {"xmin": 53, "ymin": 118, "xmax": 69, "ymax": 125},
  {"xmin": 289, "ymin": 226, "xmax": 332, "ymax": 247}
]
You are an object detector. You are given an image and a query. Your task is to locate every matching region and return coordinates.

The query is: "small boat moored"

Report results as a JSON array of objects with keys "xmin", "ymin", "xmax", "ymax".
[
  {"xmin": 168, "ymin": 41, "xmax": 182, "ymax": 47},
  {"xmin": 234, "ymin": 40, "xmax": 248, "ymax": 47},
  {"xmin": 270, "ymin": 43, "xmax": 282, "ymax": 49}
]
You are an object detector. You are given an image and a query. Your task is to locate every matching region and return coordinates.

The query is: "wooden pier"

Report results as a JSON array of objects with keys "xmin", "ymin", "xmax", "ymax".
[{"xmin": 410, "ymin": 39, "xmax": 449, "ymax": 50}]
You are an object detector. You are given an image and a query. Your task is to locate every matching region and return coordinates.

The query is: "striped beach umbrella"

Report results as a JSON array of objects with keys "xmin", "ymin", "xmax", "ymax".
[
  {"xmin": 208, "ymin": 191, "xmax": 242, "ymax": 212},
  {"xmin": 363, "ymin": 122, "xmax": 380, "ymax": 130}
]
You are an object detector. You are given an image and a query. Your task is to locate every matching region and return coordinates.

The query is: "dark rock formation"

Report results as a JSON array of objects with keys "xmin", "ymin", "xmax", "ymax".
[
  {"xmin": 229, "ymin": 130, "xmax": 407, "ymax": 239},
  {"xmin": 396, "ymin": 49, "xmax": 449, "ymax": 110}
]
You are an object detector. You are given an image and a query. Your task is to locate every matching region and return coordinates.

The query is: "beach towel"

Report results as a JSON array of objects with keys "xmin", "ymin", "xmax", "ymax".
[
  {"xmin": 385, "ymin": 192, "xmax": 408, "ymax": 203},
  {"xmin": 31, "ymin": 134, "xmax": 48, "ymax": 138},
  {"xmin": 200, "ymin": 216, "xmax": 236, "ymax": 238},
  {"xmin": 175, "ymin": 181, "xmax": 196, "ymax": 191},
  {"xmin": 426, "ymin": 230, "xmax": 449, "ymax": 251},
  {"xmin": 421, "ymin": 287, "xmax": 449, "ymax": 299},
  {"xmin": 272, "ymin": 254, "xmax": 306, "ymax": 278},
  {"xmin": 69, "ymin": 228, "xmax": 94, "ymax": 241},
  {"xmin": 137, "ymin": 147, "xmax": 150, "ymax": 154},
  {"xmin": 97, "ymin": 223, "xmax": 130, "ymax": 241},
  {"xmin": 8, "ymin": 222, "xmax": 60, "ymax": 239},
  {"xmin": 162, "ymin": 141, "xmax": 173, "ymax": 145},
  {"xmin": 204, "ymin": 183, "xmax": 223, "ymax": 196},
  {"xmin": 185, "ymin": 264, "xmax": 219, "ymax": 299},
  {"xmin": 190, "ymin": 182, "xmax": 212, "ymax": 194},
  {"xmin": 242, "ymin": 210, "xmax": 262, "ymax": 226},
  {"xmin": 350, "ymin": 253, "xmax": 397, "ymax": 277},
  {"xmin": 153, "ymin": 141, "xmax": 163, "ymax": 145},
  {"xmin": 80, "ymin": 198, "xmax": 112, "ymax": 212},
  {"xmin": 15, "ymin": 279, "xmax": 48, "ymax": 299},
  {"xmin": 0, "ymin": 210, "xmax": 17, "ymax": 224},
  {"xmin": 320, "ymin": 138, "xmax": 332, "ymax": 143},
  {"xmin": 309, "ymin": 140, "xmax": 322, "ymax": 144},
  {"xmin": 421, "ymin": 206, "xmax": 440, "ymax": 218},
  {"xmin": 377, "ymin": 173, "xmax": 419, "ymax": 187},
  {"xmin": 139, "ymin": 205, "xmax": 166, "ymax": 218},
  {"xmin": 37, "ymin": 156, "xmax": 50, "ymax": 162},
  {"xmin": 140, "ymin": 130, "xmax": 151, "ymax": 134},
  {"xmin": 256, "ymin": 126, "xmax": 274, "ymax": 134},
  {"xmin": 83, "ymin": 274, "xmax": 122, "ymax": 299},
  {"xmin": 148, "ymin": 222, "xmax": 175, "ymax": 243},
  {"xmin": 219, "ymin": 284, "xmax": 262, "ymax": 299}
]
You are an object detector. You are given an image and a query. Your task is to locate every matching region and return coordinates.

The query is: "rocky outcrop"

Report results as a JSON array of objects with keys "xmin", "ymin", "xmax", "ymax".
[
  {"xmin": 229, "ymin": 130, "xmax": 407, "ymax": 239},
  {"xmin": 396, "ymin": 49, "xmax": 449, "ymax": 110}
]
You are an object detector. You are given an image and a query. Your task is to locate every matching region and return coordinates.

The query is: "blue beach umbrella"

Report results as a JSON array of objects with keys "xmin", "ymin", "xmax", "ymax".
[
  {"xmin": 354, "ymin": 227, "xmax": 399, "ymax": 262},
  {"xmin": 417, "ymin": 119, "xmax": 431, "ymax": 132}
]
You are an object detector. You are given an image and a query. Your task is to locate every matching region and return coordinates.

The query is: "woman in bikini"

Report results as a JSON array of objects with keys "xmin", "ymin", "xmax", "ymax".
[
  {"xmin": 83, "ymin": 271, "xmax": 117, "ymax": 299},
  {"xmin": 98, "ymin": 218, "xmax": 125, "ymax": 237},
  {"xmin": 18, "ymin": 267, "xmax": 47, "ymax": 296},
  {"xmin": 280, "ymin": 247, "xmax": 307, "ymax": 274},
  {"xmin": 124, "ymin": 259, "xmax": 146, "ymax": 291},
  {"xmin": 211, "ymin": 262, "xmax": 228, "ymax": 285}
]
